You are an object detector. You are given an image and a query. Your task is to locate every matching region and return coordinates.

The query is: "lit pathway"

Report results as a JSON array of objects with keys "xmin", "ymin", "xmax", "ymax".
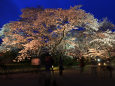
[{"xmin": 0, "ymin": 68, "xmax": 115, "ymax": 86}]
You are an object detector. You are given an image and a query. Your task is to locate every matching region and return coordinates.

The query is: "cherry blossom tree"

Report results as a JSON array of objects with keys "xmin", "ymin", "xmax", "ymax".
[
  {"xmin": 89, "ymin": 31, "xmax": 115, "ymax": 58},
  {"xmin": 61, "ymin": 20, "xmax": 115, "ymax": 59},
  {"xmin": 0, "ymin": 6, "xmax": 100, "ymax": 61}
]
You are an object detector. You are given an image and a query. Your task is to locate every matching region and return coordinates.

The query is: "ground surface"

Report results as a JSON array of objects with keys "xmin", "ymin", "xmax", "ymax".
[{"xmin": 0, "ymin": 66, "xmax": 115, "ymax": 86}]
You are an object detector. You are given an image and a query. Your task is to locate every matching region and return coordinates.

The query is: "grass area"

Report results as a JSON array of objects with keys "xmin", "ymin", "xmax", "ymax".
[
  {"xmin": 0, "ymin": 63, "xmax": 60, "ymax": 74},
  {"xmin": 0, "ymin": 63, "xmax": 38, "ymax": 74},
  {"xmin": 0, "ymin": 62, "xmax": 78, "ymax": 74},
  {"xmin": 1, "ymin": 63, "xmax": 114, "ymax": 74}
]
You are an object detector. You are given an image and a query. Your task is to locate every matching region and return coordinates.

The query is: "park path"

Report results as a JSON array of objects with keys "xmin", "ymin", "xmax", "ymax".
[{"xmin": 0, "ymin": 68, "xmax": 115, "ymax": 86}]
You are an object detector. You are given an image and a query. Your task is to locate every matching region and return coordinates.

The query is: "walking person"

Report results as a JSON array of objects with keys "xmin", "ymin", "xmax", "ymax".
[{"xmin": 59, "ymin": 56, "xmax": 64, "ymax": 76}]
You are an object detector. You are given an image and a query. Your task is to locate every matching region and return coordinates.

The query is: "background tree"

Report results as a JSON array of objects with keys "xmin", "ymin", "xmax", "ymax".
[
  {"xmin": 99, "ymin": 18, "xmax": 115, "ymax": 31},
  {"xmin": 90, "ymin": 31, "xmax": 115, "ymax": 59}
]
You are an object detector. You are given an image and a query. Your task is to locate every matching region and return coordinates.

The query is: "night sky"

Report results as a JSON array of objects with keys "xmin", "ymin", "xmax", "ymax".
[{"xmin": 0, "ymin": 0, "xmax": 115, "ymax": 28}]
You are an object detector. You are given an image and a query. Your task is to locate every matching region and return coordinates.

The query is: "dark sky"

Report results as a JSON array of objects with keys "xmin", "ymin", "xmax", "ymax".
[{"xmin": 0, "ymin": 0, "xmax": 115, "ymax": 28}]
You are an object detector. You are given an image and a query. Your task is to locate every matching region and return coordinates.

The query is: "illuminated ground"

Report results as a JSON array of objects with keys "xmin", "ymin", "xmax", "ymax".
[{"xmin": 0, "ymin": 67, "xmax": 115, "ymax": 86}]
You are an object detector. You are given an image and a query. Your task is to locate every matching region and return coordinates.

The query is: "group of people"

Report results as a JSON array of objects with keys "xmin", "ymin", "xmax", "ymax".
[{"xmin": 42, "ymin": 53, "xmax": 113, "ymax": 78}]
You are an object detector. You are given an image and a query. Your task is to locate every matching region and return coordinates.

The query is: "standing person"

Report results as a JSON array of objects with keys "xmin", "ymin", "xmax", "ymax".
[
  {"xmin": 59, "ymin": 56, "xmax": 64, "ymax": 76},
  {"xmin": 44, "ymin": 53, "xmax": 54, "ymax": 86},
  {"xmin": 91, "ymin": 58, "xmax": 97, "ymax": 77},
  {"xmin": 79, "ymin": 56, "xmax": 85, "ymax": 73},
  {"xmin": 106, "ymin": 58, "xmax": 113, "ymax": 78},
  {"xmin": 45, "ymin": 53, "xmax": 54, "ymax": 71}
]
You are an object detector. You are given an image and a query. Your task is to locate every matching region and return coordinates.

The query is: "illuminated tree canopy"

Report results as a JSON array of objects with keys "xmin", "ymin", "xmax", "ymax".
[{"xmin": 0, "ymin": 6, "xmax": 114, "ymax": 61}]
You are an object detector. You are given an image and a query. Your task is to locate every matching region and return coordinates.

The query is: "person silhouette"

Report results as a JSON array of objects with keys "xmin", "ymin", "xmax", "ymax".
[
  {"xmin": 79, "ymin": 56, "xmax": 85, "ymax": 73},
  {"xmin": 45, "ymin": 53, "xmax": 54, "ymax": 71},
  {"xmin": 59, "ymin": 56, "xmax": 64, "ymax": 76}
]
